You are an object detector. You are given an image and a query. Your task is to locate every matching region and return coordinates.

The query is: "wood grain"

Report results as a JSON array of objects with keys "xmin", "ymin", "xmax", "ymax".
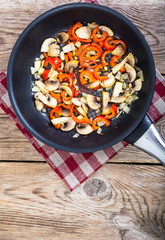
[
  {"xmin": 0, "ymin": 0, "xmax": 165, "ymax": 73},
  {"xmin": 0, "ymin": 106, "xmax": 164, "ymax": 163},
  {"xmin": 0, "ymin": 162, "xmax": 165, "ymax": 240},
  {"xmin": 0, "ymin": 1, "xmax": 165, "ymax": 239}
]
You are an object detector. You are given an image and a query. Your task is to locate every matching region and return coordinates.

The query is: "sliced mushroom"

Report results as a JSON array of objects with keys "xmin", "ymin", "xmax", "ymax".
[
  {"xmin": 111, "ymin": 44, "xmax": 125, "ymax": 57},
  {"xmin": 101, "ymin": 74, "xmax": 115, "ymax": 88},
  {"xmin": 126, "ymin": 52, "xmax": 135, "ymax": 67},
  {"xmin": 88, "ymin": 22, "xmax": 99, "ymax": 29},
  {"xmin": 48, "ymin": 43, "xmax": 60, "ymax": 57},
  {"xmin": 61, "ymin": 109, "xmax": 70, "ymax": 117},
  {"xmin": 35, "ymin": 99, "xmax": 44, "ymax": 111},
  {"xmin": 132, "ymin": 78, "xmax": 142, "ymax": 91},
  {"xmin": 34, "ymin": 92, "xmax": 57, "ymax": 108},
  {"xmin": 44, "ymin": 79, "xmax": 60, "ymax": 91},
  {"xmin": 112, "ymin": 82, "xmax": 123, "ymax": 97},
  {"xmin": 111, "ymin": 95, "xmax": 127, "ymax": 103},
  {"xmin": 60, "ymin": 118, "xmax": 76, "ymax": 131},
  {"xmin": 35, "ymin": 80, "xmax": 48, "ymax": 94},
  {"xmin": 75, "ymin": 26, "xmax": 91, "ymax": 39},
  {"xmin": 40, "ymin": 38, "xmax": 54, "ymax": 52},
  {"xmin": 85, "ymin": 80, "xmax": 100, "ymax": 89},
  {"xmin": 112, "ymin": 53, "xmax": 135, "ymax": 74},
  {"xmin": 86, "ymin": 94, "xmax": 101, "ymax": 110},
  {"xmin": 62, "ymin": 42, "xmax": 75, "ymax": 53},
  {"xmin": 65, "ymin": 60, "xmax": 79, "ymax": 73},
  {"xmin": 112, "ymin": 57, "xmax": 127, "ymax": 74},
  {"xmin": 102, "ymin": 91, "xmax": 111, "ymax": 115},
  {"xmin": 76, "ymin": 123, "xmax": 93, "ymax": 135},
  {"xmin": 51, "ymin": 117, "xmax": 76, "ymax": 131},
  {"xmin": 76, "ymin": 106, "xmax": 87, "ymax": 117},
  {"xmin": 72, "ymin": 97, "xmax": 82, "ymax": 106},
  {"xmin": 56, "ymin": 32, "xmax": 69, "ymax": 44},
  {"xmin": 62, "ymin": 99, "xmax": 72, "ymax": 105},
  {"xmin": 125, "ymin": 63, "xmax": 136, "ymax": 82},
  {"xmin": 82, "ymin": 102, "xmax": 88, "ymax": 113},
  {"xmin": 60, "ymin": 85, "xmax": 73, "ymax": 97},
  {"xmin": 99, "ymin": 26, "xmax": 114, "ymax": 36}
]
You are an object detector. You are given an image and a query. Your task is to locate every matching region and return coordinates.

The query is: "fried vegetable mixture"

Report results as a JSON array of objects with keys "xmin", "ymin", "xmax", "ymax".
[{"xmin": 30, "ymin": 22, "xmax": 144, "ymax": 136}]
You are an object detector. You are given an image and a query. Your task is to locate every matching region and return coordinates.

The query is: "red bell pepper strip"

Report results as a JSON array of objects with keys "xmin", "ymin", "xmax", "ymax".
[
  {"xmin": 110, "ymin": 56, "xmax": 126, "ymax": 73},
  {"xmin": 43, "ymin": 57, "xmax": 62, "ymax": 70},
  {"xmin": 93, "ymin": 64, "xmax": 109, "ymax": 81},
  {"xmin": 92, "ymin": 115, "xmax": 110, "ymax": 131},
  {"xmin": 101, "ymin": 50, "xmax": 112, "ymax": 66},
  {"xmin": 80, "ymin": 45, "xmax": 102, "ymax": 61},
  {"xmin": 64, "ymin": 54, "xmax": 69, "ymax": 63},
  {"xmin": 74, "ymin": 90, "xmax": 80, "ymax": 97},
  {"xmin": 70, "ymin": 104, "xmax": 91, "ymax": 124},
  {"xmin": 71, "ymin": 22, "xmax": 92, "ymax": 43},
  {"xmin": 67, "ymin": 51, "xmax": 74, "ymax": 61},
  {"xmin": 104, "ymin": 38, "xmax": 127, "ymax": 55},
  {"xmin": 92, "ymin": 27, "xmax": 108, "ymax": 42},
  {"xmin": 61, "ymin": 86, "xmax": 74, "ymax": 101},
  {"xmin": 77, "ymin": 43, "xmax": 90, "ymax": 56},
  {"xmin": 79, "ymin": 70, "xmax": 96, "ymax": 85},
  {"xmin": 43, "ymin": 52, "xmax": 49, "ymax": 59},
  {"xmin": 42, "ymin": 69, "xmax": 50, "ymax": 81},
  {"xmin": 49, "ymin": 91, "xmax": 62, "ymax": 103},
  {"xmin": 91, "ymin": 42, "xmax": 103, "ymax": 53},
  {"xmin": 79, "ymin": 45, "xmax": 102, "ymax": 68},
  {"xmin": 58, "ymin": 73, "xmax": 73, "ymax": 87},
  {"xmin": 105, "ymin": 104, "xmax": 118, "ymax": 119},
  {"xmin": 67, "ymin": 27, "xmax": 75, "ymax": 41}
]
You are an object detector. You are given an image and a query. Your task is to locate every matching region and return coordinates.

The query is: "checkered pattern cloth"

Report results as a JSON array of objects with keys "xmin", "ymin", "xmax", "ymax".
[
  {"xmin": 1, "ymin": 0, "xmax": 165, "ymax": 191},
  {"xmin": 1, "ymin": 69, "xmax": 165, "ymax": 191}
]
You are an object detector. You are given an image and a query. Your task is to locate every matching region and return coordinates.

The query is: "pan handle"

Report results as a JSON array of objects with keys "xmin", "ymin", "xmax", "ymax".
[{"xmin": 125, "ymin": 114, "xmax": 165, "ymax": 165}]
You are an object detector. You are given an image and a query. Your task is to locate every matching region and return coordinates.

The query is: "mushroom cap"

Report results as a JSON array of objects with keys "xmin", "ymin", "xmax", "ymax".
[
  {"xmin": 61, "ymin": 117, "xmax": 76, "ymax": 131},
  {"xmin": 76, "ymin": 123, "xmax": 93, "ymax": 135},
  {"xmin": 125, "ymin": 63, "xmax": 136, "ymax": 82},
  {"xmin": 85, "ymin": 80, "xmax": 100, "ymax": 89},
  {"xmin": 111, "ymin": 95, "xmax": 127, "ymax": 103},
  {"xmin": 65, "ymin": 60, "xmax": 79, "ymax": 73},
  {"xmin": 132, "ymin": 78, "xmax": 142, "ymax": 91},
  {"xmin": 35, "ymin": 99, "xmax": 44, "ymax": 111},
  {"xmin": 56, "ymin": 32, "xmax": 69, "ymax": 44},
  {"xmin": 75, "ymin": 26, "xmax": 91, "ymax": 39},
  {"xmin": 44, "ymin": 79, "xmax": 60, "ymax": 91},
  {"xmin": 112, "ymin": 82, "xmax": 123, "ymax": 97},
  {"xmin": 99, "ymin": 26, "xmax": 114, "ymax": 36},
  {"xmin": 126, "ymin": 52, "xmax": 135, "ymax": 67},
  {"xmin": 111, "ymin": 44, "xmax": 125, "ymax": 57},
  {"xmin": 86, "ymin": 94, "xmax": 101, "ymax": 110},
  {"xmin": 51, "ymin": 117, "xmax": 76, "ymax": 131},
  {"xmin": 101, "ymin": 74, "xmax": 115, "ymax": 88},
  {"xmin": 35, "ymin": 92, "xmax": 57, "ymax": 108},
  {"xmin": 48, "ymin": 43, "xmax": 60, "ymax": 57},
  {"xmin": 40, "ymin": 38, "xmax": 54, "ymax": 52}
]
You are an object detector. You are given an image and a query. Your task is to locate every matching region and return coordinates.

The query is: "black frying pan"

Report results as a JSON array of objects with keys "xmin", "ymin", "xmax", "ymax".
[{"xmin": 7, "ymin": 3, "xmax": 165, "ymax": 163}]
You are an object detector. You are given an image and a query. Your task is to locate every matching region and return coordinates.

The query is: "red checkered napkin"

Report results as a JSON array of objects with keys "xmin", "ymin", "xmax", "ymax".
[{"xmin": 0, "ymin": 69, "xmax": 165, "ymax": 191}]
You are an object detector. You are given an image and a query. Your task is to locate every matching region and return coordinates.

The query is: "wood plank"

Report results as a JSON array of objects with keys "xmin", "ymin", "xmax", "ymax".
[
  {"xmin": 0, "ymin": 110, "xmax": 164, "ymax": 163},
  {"xmin": 0, "ymin": 0, "xmax": 165, "ymax": 73},
  {"xmin": 0, "ymin": 162, "xmax": 165, "ymax": 240}
]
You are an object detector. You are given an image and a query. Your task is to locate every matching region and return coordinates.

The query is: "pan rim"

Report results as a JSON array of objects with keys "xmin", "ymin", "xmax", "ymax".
[{"xmin": 7, "ymin": 3, "xmax": 156, "ymax": 153}]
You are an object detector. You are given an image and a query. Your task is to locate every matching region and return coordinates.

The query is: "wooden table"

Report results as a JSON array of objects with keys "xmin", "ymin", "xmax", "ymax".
[{"xmin": 0, "ymin": 0, "xmax": 165, "ymax": 239}]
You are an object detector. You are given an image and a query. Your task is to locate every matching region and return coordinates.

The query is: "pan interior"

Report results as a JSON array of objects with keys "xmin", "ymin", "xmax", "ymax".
[{"xmin": 7, "ymin": 3, "xmax": 155, "ymax": 152}]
